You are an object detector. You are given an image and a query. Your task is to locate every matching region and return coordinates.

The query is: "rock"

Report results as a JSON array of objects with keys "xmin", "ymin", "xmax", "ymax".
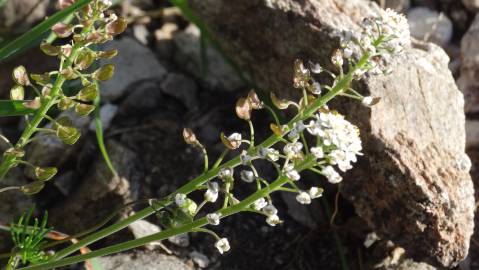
[
  {"xmin": 128, "ymin": 219, "xmax": 162, "ymax": 249},
  {"xmin": 161, "ymin": 73, "xmax": 199, "ymax": 110},
  {"xmin": 26, "ymin": 109, "xmax": 90, "ymax": 174},
  {"xmin": 168, "ymin": 233, "xmax": 190, "ymax": 247},
  {"xmin": 466, "ymin": 120, "xmax": 479, "ymax": 149},
  {"xmin": 383, "ymin": 0, "xmax": 410, "ymax": 12},
  {"xmin": 188, "ymin": 0, "xmax": 474, "ymax": 267},
  {"xmin": 458, "ymin": 15, "xmax": 479, "ymax": 114},
  {"xmin": 119, "ymin": 79, "xmax": 164, "ymax": 116},
  {"xmin": 462, "ymin": 0, "xmax": 479, "ymax": 12},
  {"xmin": 49, "ymin": 140, "xmax": 141, "ymax": 233},
  {"xmin": 89, "ymin": 103, "xmax": 119, "ymax": 131},
  {"xmin": 98, "ymin": 251, "xmax": 193, "ymax": 270},
  {"xmin": 281, "ymin": 192, "xmax": 317, "ymax": 229},
  {"xmin": 133, "ymin": 24, "xmax": 149, "ymax": 45},
  {"xmin": 173, "ymin": 24, "xmax": 244, "ymax": 92},
  {"xmin": 189, "ymin": 251, "xmax": 210, "ymax": 268},
  {"xmin": 53, "ymin": 170, "xmax": 76, "ymax": 196},
  {"xmin": 0, "ymin": 0, "xmax": 52, "ymax": 34},
  {"xmin": 407, "ymin": 7, "xmax": 453, "ymax": 47},
  {"xmin": 100, "ymin": 37, "xmax": 168, "ymax": 102},
  {"xmin": 155, "ymin": 23, "xmax": 179, "ymax": 60}
]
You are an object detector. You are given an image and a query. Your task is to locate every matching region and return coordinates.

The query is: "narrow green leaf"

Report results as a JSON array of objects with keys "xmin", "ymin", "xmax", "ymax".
[
  {"xmin": 0, "ymin": 100, "xmax": 36, "ymax": 116},
  {"xmin": 0, "ymin": 0, "xmax": 93, "ymax": 61},
  {"xmin": 94, "ymin": 89, "xmax": 117, "ymax": 176}
]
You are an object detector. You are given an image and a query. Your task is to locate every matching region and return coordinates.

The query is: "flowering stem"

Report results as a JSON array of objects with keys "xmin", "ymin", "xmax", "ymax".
[{"xmin": 37, "ymin": 51, "xmax": 372, "ymax": 263}]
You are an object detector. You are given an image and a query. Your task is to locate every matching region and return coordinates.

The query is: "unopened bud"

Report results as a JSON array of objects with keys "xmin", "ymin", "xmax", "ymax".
[{"xmin": 183, "ymin": 128, "xmax": 199, "ymax": 146}]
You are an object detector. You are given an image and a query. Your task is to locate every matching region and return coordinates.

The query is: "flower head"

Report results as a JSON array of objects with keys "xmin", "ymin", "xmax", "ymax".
[
  {"xmin": 296, "ymin": 191, "xmax": 312, "ymax": 205},
  {"xmin": 323, "ymin": 166, "xmax": 342, "ymax": 183},
  {"xmin": 266, "ymin": 214, "xmax": 282, "ymax": 226},
  {"xmin": 204, "ymin": 182, "xmax": 219, "ymax": 203},
  {"xmin": 252, "ymin": 198, "xmax": 267, "ymax": 211},
  {"xmin": 215, "ymin": 238, "xmax": 230, "ymax": 254},
  {"xmin": 283, "ymin": 164, "xmax": 300, "ymax": 181}
]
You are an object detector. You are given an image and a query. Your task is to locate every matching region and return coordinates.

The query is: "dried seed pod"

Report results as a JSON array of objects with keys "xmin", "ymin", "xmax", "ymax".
[
  {"xmin": 52, "ymin": 23, "xmax": 72, "ymax": 38},
  {"xmin": 235, "ymin": 97, "xmax": 251, "ymax": 120},
  {"xmin": 106, "ymin": 17, "xmax": 127, "ymax": 36},
  {"xmin": 23, "ymin": 98, "xmax": 41, "ymax": 110},
  {"xmin": 183, "ymin": 128, "xmax": 199, "ymax": 146},
  {"xmin": 93, "ymin": 64, "xmax": 115, "ymax": 81},
  {"xmin": 270, "ymin": 92, "xmax": 291, "ymax": 110},
  {"xmin": 12, "ymin": 66, "xmax": 30, "ymax": 86},
  {"xmin": 247, "ymin": 90, "xmax": 263, "ymax": 109},
  {"xmin": 40, "ymin": 42, "xmax": 60, "ymax": 56},
  {"xmin": 77, "ymin": 83, "xmax": 98, "ymax": 101},
  {"xmin": 10, "ymin": 85, "xmax": 24, "ymax": 100},
  {"xmin": 35, "ymin": 167, "xmax": 58, "ymax": 181},
  {"xmin": 75, "ymin": 103, "xmax": 95, "ymax": 116},
  {"xmin": 220, "ymin": 132, "xmax": 242, "ymax": 150},
  {"xmin": 21, "ymin": 181, "xmax": 45, "ymax": 195}
]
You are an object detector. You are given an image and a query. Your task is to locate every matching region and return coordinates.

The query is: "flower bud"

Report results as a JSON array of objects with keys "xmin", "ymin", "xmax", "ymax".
[
  {"xmin": 175, "ymin": 193, "xmax": 187, "ymax": 207},
  {"xmin": 12, "ymin": 66, "xmax": 30, "ymax": 86},
  {"xmin": 235, "ymin": 97, "xmax": 251, "ymax": 120},
  {"xmin": 308, "ymin": 187, "xmax": 323, "ymax": 199},
  {"xmin": 331, "ymin": 49, "xmax": 344, "ymax": 67},
  {"xmin": 35, "ymin": 167, "xmax": 58, "ymax": 181},
  {"xmin": 220, "ymin": 132, "xmax": 242, "ymax": 150},
  {"xmin": 23, "ymin": 98, "xmax": 41, "ymax": 110},
  {"xmin": 52, "ymin": 23, "xmax": 72, "ymax": 38},
  {"xmin": 183, "ymin": 128, "xmax": 199, "ymax": 146},
  {"xmin": 204, "ymin": 182, "xmax": 219, "ymax": 203},
  {"xmin": 252, "ymin": 198, "xmax": 267, "ymax": 211},
  {"xmin": 57, "ymin": 125, "xmax": 81, "ymax": 145},
  {"xmin": 206, "ymin": 213, "xmax": 221, "ymax": 225},
  {"xmin": 240, "ymin": 170, "xmax": 255, "ymax": 183},
  {"xmin": 77, "ymin": 84, "xmax": 99, "ymax": 101},
  {"xmin": 106, "ymin": 17, "xmax": 127, "ymax": 36},
  {"xmin": 10, "ymin": 85, "xmax": 24, "ymax": 100},
  {"xmin": 75, "ymin": 103, "xmax": 96, "ymax": 116},
  {"xmin": 296, "ymin": 191, "xmax": 312, "ymax": 204},
  {"xmin": 215, "ymin": 238, "xmax": 230, "ymax": 254},
  {"xmin": 93, "ymin": 64, "xmax": 115, "ymax": 81},
  {"xmin": 218, "ymin": 167, "xmax": 234, "ymax": 181},
  {"xmin": 247, "ymin": 90, "xmax": 263, "ymax": 109},
  {"xmin": 266, "ymin": 214, "xmax": 282, "ymax": 226},
  {"xmin": 21, "ymin": 181, "xmax": 45, "ymax": 195},
  {"xmin": 40, "ymin": 42, "xmax": 60, "ymax": 56}
]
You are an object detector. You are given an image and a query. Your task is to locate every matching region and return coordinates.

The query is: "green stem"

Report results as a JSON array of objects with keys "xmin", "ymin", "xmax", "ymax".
[{"xmin": 39, "ymin": 51, "xmax": 371, "ymax": 263}]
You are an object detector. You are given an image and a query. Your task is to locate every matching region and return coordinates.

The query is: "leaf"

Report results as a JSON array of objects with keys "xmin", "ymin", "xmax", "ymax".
[
  {"xmin": 0, "ymin": 0, "xmax": 94, "ymax": 62},
  {"xmin": 94, "ymin": 89, "xmax": 117, "ymax": 176},
  {"xmin": 0, "ymin": 100, "xmax": 36, "ymax": 116}
]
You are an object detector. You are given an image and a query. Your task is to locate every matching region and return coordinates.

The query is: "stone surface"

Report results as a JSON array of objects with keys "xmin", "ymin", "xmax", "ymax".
[
  {"xmin": 173, "ymin": 24, "xmax": 244, "ymax": 92},
  {"xmin": 188, "ymin": 0, "xmax": 474, "ymax": 267},
  {"xmin": 458, "ymin": 14, "xmax": 479, "ymax": 114},
  {"xmin": 407, "ymin": 7, "xmax": 453, "ymax": 46},
  {"xmin": 466, "ymin": 120, "xmax": 479, "ymax": 149},
  {"xmin": 161, "ymin": 73, "xmax": 199, "ymax": 110},
  {"xmin": 155, "ymin": 23, "xmax": 179, "ymax": 60},
  {"xmin": 89, "ymin": 103, "xmax": 119, "ymax": 131},
  {"xmin": 128, "ymin": 219, "xmax": 162, "ymax": 249},
  {"xmin": 383, "ymin": 0, "xmax": 410, "ymax": 12},
  {"xmin": 462, "ymin": 0, "xmax": 479, "ymax": 12},
  {"xmin": 98, "ymin": 251, "xmax": 193, "ymax": 270},
  {"xmin": 100, "ymin": 37, "xmax": 168, "ymax": 102}
]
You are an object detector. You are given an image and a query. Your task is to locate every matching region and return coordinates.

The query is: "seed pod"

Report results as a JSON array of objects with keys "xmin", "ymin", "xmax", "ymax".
[
  {"xmin": 183, "ymin": 128, "xmax": 199, "ymax": 146},
  {"xmin": 12, "ymin": 66, "xmax": 30, "ymax": 86},
  {"xmin": 57, "ymin": 125, "xmax": 81, "ymax": 145},
  {"xmin": 77, "ymin": 84, "xmax": 98, "ymax": 101},
  {"xmin": 247, "ymin": 90, "xmax": 263, "ymax": 109},
  {"xmin": 220, "ymin": 132, "xmax": 242, "ymax": 150},
  {"xmin": 75, "ymin": 50, "xmax": 95, "ymax": 70},
  {"xmin": 93, "ymin": 64, "xmax": 115, "ymax": 81},
  {"xmin": 23, "ymin": 98, "xmax": 41, "ymax": 110},
  {"xmin": 52, "ymin": 23, "xmax": 72, "ymax": 38},
  {"xmin": 4, "ymin": 148, "xmax": 25, "ymax": 158},
  {"xmin": 61, "ymin": 44, "xmax": 73, "ymax": 57},
  {"xmin": 96, "ymin": 49, "xmax": 118, "ymax": 59},
  {"xmin": 42, "ymin": 84, "xmax": 53, "ymax": 97},
  {"xmin": 235, "ymin": 97, "xmax": 251, "ymax": 120},
  {"xmin": 35, "ymin": 167, "xmax": 58, "ymax": 181},
  {"xmin": 10, "ymin": 85, "xmax": 24, "ymax": 100},
  {"xmin": 75, "ymin": 103, "xmax": 95, "ymax": 116},
  {"xmin": 40, "ymin": 42, "xmax": 60, "ymax": 56},
  {"xmin": 58, "ymin": 0, "xmax": 75, "ymax": 9},
  {"xmin": 30, "ymin": 73, "xmax": 51, "ymax": 85},
  {"xmin": 58, "ymin": 97, "xmax": 74, "ymax": 110},
  {"xmin": 21, "ymin": 181, "xmax": 45, "ymax": 195},
  {"xmin": 270, "ymin": 123, "xmax": 283, "ymax": 136},
  {"xmin": 106, "ymin": 17, "xmax": 127, "ymax": 36},
  {"xmin": 270, "ymin": 92, "xmax": 291, "ymax": 110},
  {"xmin": 60, "ymin": 67, "xmax": 78, "ymax": 80}
]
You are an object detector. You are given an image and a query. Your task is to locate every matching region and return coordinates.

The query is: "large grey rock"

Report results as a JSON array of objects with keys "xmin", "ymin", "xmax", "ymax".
[
  {"xmin": 462, "ymin": 0, "xmax": 479, "ymax": 12},
  {"xmin": 458, "ymin": 15, "xmax": 479, "ymax": 114},
  {"xmin": 98, "ymin": 252, "xmax": 193, "ymax": 270},
  {"xmin": 407, "ymin": 7, "xmax": 453, "ymax": 47},
  {"xmin": 188, "ymin": 0, "xmax": 474, "ymax": 267},
  {"xmin": 100, "ymin": 37, "xmax": 168, "ymax": 102}
]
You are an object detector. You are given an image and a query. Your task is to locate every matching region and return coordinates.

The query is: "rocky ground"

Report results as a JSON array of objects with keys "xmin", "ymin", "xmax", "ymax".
[{"xmin": 1, "ymin": 0, "xmax": 479, "ymax": 269}]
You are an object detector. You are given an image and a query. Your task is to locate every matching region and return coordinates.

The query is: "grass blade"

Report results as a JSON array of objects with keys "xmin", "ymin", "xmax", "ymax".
[
  {"xmin": 0, "ymin": 0, "xmax": 93, "ymax": 62},
  {"xmin": 93, "ymin": 93, "xmax": 117, "ymax": 176},
  {"xmin": 0, "ymin": 100, "xmax": 36, "ymax": 116}
]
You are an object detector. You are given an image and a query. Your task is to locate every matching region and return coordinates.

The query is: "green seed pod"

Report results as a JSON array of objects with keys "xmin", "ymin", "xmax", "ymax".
[
  {"xmin": 77, "ymin": 83, "xmax": 98, "ymax": 101},
  {"xmin": 12, "ymin": 65, "xmax": 30, "ymax": 86},
  {"xmin": 40, "ymin": 42, "xmax": 60, "ymax": 56},
  {"xmin": 75, "ymin": 103, "xmax": 95, "ymax": 116},
  {"xmin": 106, "ymin": 17, "xmax": 127, "ymax": 36},
  {"xmin": 96, "ymin": 49, "xmax": 118, "ymax": 59},
  {"xmin": 75, "ymin": 50, "xmax": 95, "ymax": 70},
  {"xmin": 10, "ymin": 85, "xmax": 24, "ymax": 100},
  {"xmin": 58, "ymin": 97, "xmax": 75, "ymax": 111},
  {"xmin": 56, "ymin": 125, "xmax": 81, "ymax": 145},
  {"xmin": 60, "ymin": 67, "xmax": 78, "ymax": 80},
  {"xmin": 21, "ymin": 181, "xmax": 45, "ymax": 195},
  {"xmin": 34, "ymin": 167, "xmax": 57, "ymax": 181},
  {"xmin": 4, "ymin": 147, "xmax": 25, "ymax": 158},
  {"xmin": 23, "ymin": 98, "xmax": 41, "ymax": 110},
  {"xmin": 93, "ymin": 64, "xmax": 114, "ymax": 81},
  {"xmin": 30, "ymin": 73, "xmax": 51, "ymax": 85}
]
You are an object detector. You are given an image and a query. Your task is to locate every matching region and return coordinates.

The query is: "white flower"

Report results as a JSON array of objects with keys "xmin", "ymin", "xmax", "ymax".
[
  {"xmin": 206, "ymin": 213, "xmax": 221, "ymax": 225},
  {"xmin": 204, "ymin": 182, "xmax": 219, "ymax": 202},
  {"xmin": 296, "ymin": 191, "xmax": 312, "ymax": 204},
  {"xmin": 283, "ymin": 142, "xmax": 303, "ymax": 158},
  {"xmin": 283, "ymin": 164, "xmax": 300, "ymax": 181},
  {"xmin": 308, "ymin": 187, "xmax": 323, "ymax": 199},
  {"xmin": 266, "ymin": 214, "xmax": 282, "ymax": 226},
  {"xmin": 228, "ymin": 133, "xmax": 242, "ymax": 144},
  {"xmin": 310, "ymin": 147, "xmax": 324, "ymax": 159},
  {"xmin": 262, "ymin": 204, "xmax": 278, "ymax": 216},
  {"xmin": 259, "ymin": 147, "xmax": 279, "ymax": 162},
  {"xmin": 215, "ymin": 238, "xmax": 230, "ymax": 254},
  {"xmin": 311, "ymin": 81, "xmax": 321, "ymax": 95},
  {"xmin": 100, "ymin": 0, "xmax": 112, "ymax": 6},
  {"xmin": 252, "ymin": 198, "xmax": 267, "ymax": 211},
  {"xmin": 323, "ymin": 166, "xmax": 342, "ymax": 183},
  {"xmin": 240, "ymin": 170, "xmax": 255, "ymax": 183},
  {"xmin": 240, "ymin": 150, "xmax": 252, "ymax": 165},
  {"xmin": 218, "ymin": 167, "xmax": 233, "ymax": 181},
  {"xmin": 175, "ymin": 193, "xmax": 187, "ymax": 207}
]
